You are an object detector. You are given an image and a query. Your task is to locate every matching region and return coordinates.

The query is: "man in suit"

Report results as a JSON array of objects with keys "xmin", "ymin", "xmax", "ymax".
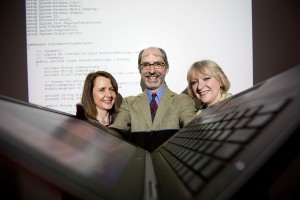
[{"xmin": 109, "ymin": 47, "xmax": 196, "ymax": 152}]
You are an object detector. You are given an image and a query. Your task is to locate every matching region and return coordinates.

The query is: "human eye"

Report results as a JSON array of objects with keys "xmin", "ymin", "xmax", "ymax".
[
  {"xmin": 141, "ymin": 63, "xmax": 150, "ymax": 70},
  {"xmin": 190, "ymin": 80, "xmax": 198, "ymax": 85},
  {"xmin": 97, "ymin": 87, "xmax": 105, "ymax": 92},
  {"xmin": 155, "ymin": 62, "xmax": 164, "ymax": 67},
  {"xmin": 203, "ymin": 76, "xmax": 211, "ymax": 81},
  {"xmin": 142, "ymin": 63, "xmax": 150, "ymax": 67}
]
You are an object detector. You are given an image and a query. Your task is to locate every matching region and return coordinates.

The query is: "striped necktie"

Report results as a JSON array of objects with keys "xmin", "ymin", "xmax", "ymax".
[{"xmin": 150, "ymin": 93, "xmax": 158, "ymax": 121}]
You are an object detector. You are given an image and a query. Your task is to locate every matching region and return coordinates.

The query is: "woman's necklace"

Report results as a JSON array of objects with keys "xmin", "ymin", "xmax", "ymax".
[
  {"xmin": 216, "ymin": 94, "xmax": 223, "ymax": 104},
  {"xmin": 96, "ymin": 114, "xmax": 110, "ymax": 126}
]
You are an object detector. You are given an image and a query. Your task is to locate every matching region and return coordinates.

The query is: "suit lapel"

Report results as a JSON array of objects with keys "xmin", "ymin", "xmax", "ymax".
[{"xmin": 137, "ymin": 92, "xmax": 153, "ymax": 130}]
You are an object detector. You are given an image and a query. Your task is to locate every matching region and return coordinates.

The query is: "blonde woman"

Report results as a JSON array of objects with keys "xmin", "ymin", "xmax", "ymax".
[{"xmin": 187, "ymin": 60, "xmax": 232, "ymax": 115}]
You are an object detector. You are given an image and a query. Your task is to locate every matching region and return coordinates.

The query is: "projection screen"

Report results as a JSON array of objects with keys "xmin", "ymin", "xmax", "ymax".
[{"xmin": 26, "ymin": 0, "xmax": 253, "ymax": 115}]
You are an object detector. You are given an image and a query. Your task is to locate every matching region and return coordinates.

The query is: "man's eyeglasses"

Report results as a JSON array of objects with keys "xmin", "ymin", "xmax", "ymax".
[{"xmin": 140, "ymin": 62, "xmax": 165, "ymax": 70}]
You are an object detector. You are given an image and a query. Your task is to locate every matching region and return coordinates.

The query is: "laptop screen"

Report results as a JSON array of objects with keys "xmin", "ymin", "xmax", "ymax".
[{"xmin": 0, "ymin": 96, "xmax": 145, "ymax": 200}]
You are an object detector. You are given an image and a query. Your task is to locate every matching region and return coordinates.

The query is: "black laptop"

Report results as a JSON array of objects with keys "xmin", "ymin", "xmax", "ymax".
[{"xmin": 0, "ymin": 65, "xmax": 300, "ymax": 200}]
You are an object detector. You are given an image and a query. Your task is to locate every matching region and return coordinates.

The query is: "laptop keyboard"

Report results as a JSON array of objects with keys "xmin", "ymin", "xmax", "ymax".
[{"xmin": 158, "ymin": 98, "xmax": 289, "ymax": 195}]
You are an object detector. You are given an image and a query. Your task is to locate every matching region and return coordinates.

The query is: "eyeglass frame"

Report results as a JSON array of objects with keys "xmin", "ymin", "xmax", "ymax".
[
  {"xmin": 138, "ymin": 47, "xmax": 169, "ymax": 71},
  {"xmin": 139, "ymin": 62, "xmax": 165, "ymax": 70}
]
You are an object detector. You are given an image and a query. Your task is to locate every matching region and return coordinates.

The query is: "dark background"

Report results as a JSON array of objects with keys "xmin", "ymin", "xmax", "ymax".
[{"xmin": 1, "ymin": 0, "xmax": 300, "ymax": 102}]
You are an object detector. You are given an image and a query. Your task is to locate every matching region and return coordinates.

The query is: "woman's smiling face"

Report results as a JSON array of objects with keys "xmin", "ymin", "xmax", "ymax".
[{"xmin": 190, "ymin": 72, "xmax": 222, "ymax": 107}]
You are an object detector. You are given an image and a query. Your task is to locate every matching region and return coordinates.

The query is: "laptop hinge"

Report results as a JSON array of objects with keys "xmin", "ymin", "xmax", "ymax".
[{"xmin": 144, "ymin": 151, "xmax": 158, "ymax": 200}]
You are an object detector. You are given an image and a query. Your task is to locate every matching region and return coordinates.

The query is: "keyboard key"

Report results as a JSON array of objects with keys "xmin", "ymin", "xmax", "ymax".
[
  {"xmin": 198, "ymin": 141, "xmax": 212, "ymax": 152},
  {"xmin": 227, "ymin": 129, "xmax": 258, "ymax": 143},
  {"xmin": 193, "ymin": 155, "xmax": 210, "ymax": 171},
  {"xmin": 188, "ymin": 175, "xmax": 205, "ymax": 193},
  {"xmin": 258, "ymin": 100, "xmax": 287, "ymax": 114},
  {"xmin": 209, "ymin": 130, "xmax": 222, "ymax": 140},
  {"xmin": 233, "ymin": 109, "xmax": 247, "ymax": 119},
  {"xmin": 216, "ymin": 130, "xmax": 232, "ymax": 141},
  {"xmin": 182, "ymin": 151, "xmax": 195, "ymax": 163},
  {"xmin": 182, "ymin": 170, "xmax": 194, "ymax": 183},
  {"xmin": 201, "ymin": 159, "xmax": 223, "ymax": 179},
  {"xmin": 247, "ymin": 114, "xmax": 273, "ymax": 127},
  {"xmin": 225, "ymin": 119, "xmax": 239, "ymax": 129},
  {"xmin": 234, "ymin": 117, "xmax": 251, "ymax": 128},
  {"xmin": 186, "ymin": 153, "xmax": 201, "ymax": 166},
  {"xmin": 244, "ymin": 106, "xmax": 261, "ymax": 117},
  {"xmin": 205, "ymin": 142, "xmax": 222, "ymax": 154},
  {"xmin": 214, "ymin": 143, "xmax": 241, "ymax": 160}
]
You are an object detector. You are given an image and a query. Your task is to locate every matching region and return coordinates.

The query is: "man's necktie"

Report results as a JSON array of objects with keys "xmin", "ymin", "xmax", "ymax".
[{"xmin": 150, "ymin": 93, "xmax": 158, "ymax": 121}]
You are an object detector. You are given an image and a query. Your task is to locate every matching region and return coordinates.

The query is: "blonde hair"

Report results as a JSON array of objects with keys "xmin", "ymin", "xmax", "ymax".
[{"xmin": 186, "ymin": 60, "xmax": 231, "ymax": 99}]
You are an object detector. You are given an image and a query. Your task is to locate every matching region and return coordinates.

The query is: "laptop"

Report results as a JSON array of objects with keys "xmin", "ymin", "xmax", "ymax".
[{"xmin": 0, "ymin": 64, "xmax": 300, "ymax": 200}]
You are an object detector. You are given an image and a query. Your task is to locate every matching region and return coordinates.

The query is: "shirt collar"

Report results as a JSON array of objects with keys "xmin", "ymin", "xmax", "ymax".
[{"xmin": 146, "ymin": 84, "xmax": 166, "ymax": 104}]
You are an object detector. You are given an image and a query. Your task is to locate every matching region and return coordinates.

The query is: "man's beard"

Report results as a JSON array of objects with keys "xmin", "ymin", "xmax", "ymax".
[{"xmin": 143, "ymin": 73, "xmax": 165, "ymax": 90}]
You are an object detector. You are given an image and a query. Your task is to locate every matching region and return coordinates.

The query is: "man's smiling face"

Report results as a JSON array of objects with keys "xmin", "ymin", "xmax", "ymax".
[{"xmin": 140, "ymin": 47, "xmax": 169, "ymax": 93}]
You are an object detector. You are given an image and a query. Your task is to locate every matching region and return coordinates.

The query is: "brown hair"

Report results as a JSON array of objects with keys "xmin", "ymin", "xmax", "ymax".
[{"xmin": 81, "ymin": 71, "xmax": 119, "ymax": 119}]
